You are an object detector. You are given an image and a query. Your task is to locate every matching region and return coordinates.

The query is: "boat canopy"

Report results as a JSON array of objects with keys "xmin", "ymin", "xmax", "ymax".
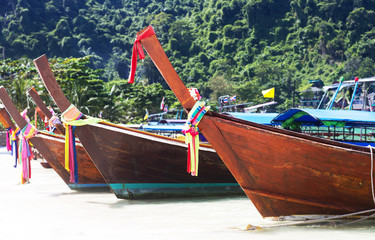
[
  {"xmin": 322, "ymin": 82, "xmax": 355, "ymax": 92},
  {"xmin": 158, "ymin": 119, "xmax": 185, "ymax": 125},
  {"xmin": 140, "ymin": 124, "xmax": 185, "ymax": 132},
  {"xmin": 272, "ymin": 108, "xmax": 375, "ymax": 129},
  {"xmin": 224, "ymin": 112, "xmax": 278, "ymax": 125}
]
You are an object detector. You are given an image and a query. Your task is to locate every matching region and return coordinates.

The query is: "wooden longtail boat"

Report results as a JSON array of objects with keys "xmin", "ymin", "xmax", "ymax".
[
  {"xmin": 0, "ymin": 106, "xmax": 50, "ymax": 167},
  {"xmin": 135, "ymin": 26, "xmax": 375, "ymax": 217},
  {"xmin": 0, "ymin": 87, "xmax": 108, "ymax": 190},
  {"xmin": 33, "ymin": 55, "xmax": 242, "ymax": 199},
  {"xmin": 28, "ymin": 87, "xmax": 65, "ymax": 135},
  {"xmin": 27, "ymin": 86, "xmax": 109, "ymax": 190}
]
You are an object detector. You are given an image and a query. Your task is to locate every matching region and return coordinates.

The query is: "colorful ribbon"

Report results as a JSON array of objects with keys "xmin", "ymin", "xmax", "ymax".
[
  {"xmin": 48, "ymin": 114, "xmax": 62, "ymax": 132},
  {"xmin": 182, "ymin": 126, "xmax": 200, "ymax": 176},
  {"xmin": 11, "ymin": 127, "xmax": 20, "ymax": 167},
  {"xmin": 188, "ymin": 88, "xmax": 202, "ymax": 101},
  {"xmin": 182, "ymin": 98, "xmax": 210, "ymax": 176},
  {"xmin": 128, "ymin": 26, "xmax": 156, "ymax": 84},
  {"xmin": 61, "ymin": 105, "xmax": 82, "ymax": 183},
  {"xmin": 62, "ymin": 105, "xmax": 83, "ymax": 122},
  {"xmin": 21, "ymin": 109, "xmax": 30, "ymax": 123},
  {"xmin": 18, "ymin": 123, "xmax": 37, "ymax": 184},
  {"xmin": 64, "ymin": 125, "xmax": 79, "ymax": 183},
  {"xmin": 6, "ymin": 127, "xmax": 12, "ymax": 152},
  {"xmin": 61, "ymin": 105, "xmax": 102, "ymax": 183}
]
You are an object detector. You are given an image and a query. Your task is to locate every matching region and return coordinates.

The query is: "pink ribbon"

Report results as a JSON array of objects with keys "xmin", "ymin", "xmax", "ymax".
[
  {"xmin": 6, "ymin": 129, "xmax": 12, "ymax": 151},
  {"xmin": 68, "ymin": 125, "xmax": 76, "ymax": 183},
  {"xmin": 182, "ymin": 127, "xmax": 199, "ymax": 175}
]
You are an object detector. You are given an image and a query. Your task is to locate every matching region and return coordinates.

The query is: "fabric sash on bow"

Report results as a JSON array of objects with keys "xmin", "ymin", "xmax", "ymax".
[
  {"xmin": 11, "ymin": 127, "xmax": 20, "ymax": 167},
  {"xmin": 182, "ymin": 96, "xmax": 210, "ymax": 176},
  {"xmin": 61, "ymin": 105, "xmax": 102, "ymax": 183},
  {"xmin": 47, "ymin": 106, "xmax": 61, "ymax": 132},
  {"xmin": 128, "ymin": 26, "xmax": 156, "ymax": 84},
  {"xmin": 61, "ymin": 105, "xmax": 83, "ymax": 183},
  {"xmin": 18, "ymin": 124, "xmax": 37, "ymax": 184},
  {"xmin": 49, "ymin": 114, "xmax": 62, "ymax": 132}
]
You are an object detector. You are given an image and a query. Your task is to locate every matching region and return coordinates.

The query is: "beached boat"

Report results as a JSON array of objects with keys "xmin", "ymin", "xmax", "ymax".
[
  {"xmin": 134, "ymin": 26, "xmax": 375, "ymax": 217},
  {"xmin": 33, "ymin": 55, "xmax": 242, "ymax": 199},
  {"xmin": 28, "ymin": 87, "xmax": 67, "ymax": 135},
  {"xmin": 0, "ymin": 105, "xmax": 51, "ymax": 168},
  {"xmin": 27, "ymin": 86, "xmax": 109, "ymax": 190},
  {"xmin": 0, "ymin": 87, "xmax": 108, "ymax": 190}
]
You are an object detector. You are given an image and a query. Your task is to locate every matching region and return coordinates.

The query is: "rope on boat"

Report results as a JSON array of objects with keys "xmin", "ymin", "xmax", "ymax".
[
  {"xmin": 338, "ymin": 212, "xmax": 375, "ymax": 226},
  {"xmin": 246, "ymin": 208, "xmax": 375, "ymax": 230}
]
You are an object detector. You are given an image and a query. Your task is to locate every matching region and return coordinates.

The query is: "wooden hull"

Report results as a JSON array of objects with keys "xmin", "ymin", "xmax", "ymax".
[
  {"xmin": 34, "ymin": 55, "xmax": 243, "ymax": 199},
  {"xmin": 39, "ymin": 162, "xmax": 52, "ymax": 168},
  {"xmin": 0, "ymin": 87, "xmax": 109, "ymax": 191},
  {"xmin": 33, "ymin": 132, "xmax": 109, "ymax": 191},
  {"xmin": 75, "ymin": 123, "xmax": 241, "ymax": 198},
  {"xmin": 31, "ymin": 147, "xmax": 52, "ymax": 168},
  {"xmin": 137, "ymin": 27, "xmax": 375, "ymax": 217},
  {"xmin": 203, "ymin": 114, "xmax": 374, "ymax": 217},
  {"xmin": 0, "ymin": 108, "xmax": 50, "ymax": 169}
]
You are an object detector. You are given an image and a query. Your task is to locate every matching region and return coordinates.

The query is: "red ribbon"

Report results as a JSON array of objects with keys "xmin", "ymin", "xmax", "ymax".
[{"xmin": 128, "ymin": 26, "xmax": 156, "ymax": 84}]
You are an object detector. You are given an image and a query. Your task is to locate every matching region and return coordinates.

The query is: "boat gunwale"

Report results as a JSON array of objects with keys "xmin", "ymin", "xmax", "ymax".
[
  {"xmin": 207, "ymin": 111, "xmax": 372, "ymax": 154},
  {"xmin": 92, "ymin": 122, "xmax": 215, "ymax": 152}
]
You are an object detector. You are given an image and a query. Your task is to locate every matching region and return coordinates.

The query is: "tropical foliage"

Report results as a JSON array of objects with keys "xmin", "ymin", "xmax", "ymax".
[
  {"xmin": 1, "ymin": 0, "xmax": 375, "ymax": 118},
  {"xmin": 0, "ymin": 57, "xmax": 177, "ymax": 123}
]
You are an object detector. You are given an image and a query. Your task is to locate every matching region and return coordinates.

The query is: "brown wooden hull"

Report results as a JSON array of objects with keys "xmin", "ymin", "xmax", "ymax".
[
  {"xmin": 35, "ymin": 132, "xmax": 109, "ymax": 191},
  {"xmin": 138, "ymin": 27, "xmax": 375, "ymax": 217},
  {"xmin": 39, "ymin": 162, "xmax": 52, "ymax": 168},
  {"xmin": 75, "ymin": 122, "xmax": 241, "ymax": 198},
  {"xmin": 203, "ymin": 114, "xmax": 374, "ymax": 217},
  {"xmin": 0, "ymin": 108, "xmax": 50, "ymax": 169},
  {"xmin": 34, "ymin": 54, "xmax": 242, "ymax": 199},
  {"xmin": 0, "ymin": 87, "xmax": 108, "ymax": 191}
]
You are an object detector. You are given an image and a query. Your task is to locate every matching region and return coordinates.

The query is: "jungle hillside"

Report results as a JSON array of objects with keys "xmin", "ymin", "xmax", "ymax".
[{"xmin": 1, "ymin": 0, "xmax": 375, "ymax": 123}]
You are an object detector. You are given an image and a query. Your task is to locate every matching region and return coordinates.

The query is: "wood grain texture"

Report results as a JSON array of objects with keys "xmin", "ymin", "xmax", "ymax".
[
  {"xmin": 33, "ymin": 55, "xmax": 70, "ymax": 112},
  {"xmin": 34, "ymin": 55, "xmax": 241, "ymax": 199},
  {"xmin": 0, "ymin": 108, "xmax": 16, "ymax": 130},
  {"xmin": 138, "ymin": 26, "xmax": 375, "ymax": 217}
]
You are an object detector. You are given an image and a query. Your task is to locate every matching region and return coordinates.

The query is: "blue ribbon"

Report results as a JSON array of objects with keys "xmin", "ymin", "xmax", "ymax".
[
  {"xmin": 12, "ymin": 140, "xmax": 18, "ymax": 168},
  {"xmin": 11, "ymin": 130, "xmax": 20, "ymax": 168}
]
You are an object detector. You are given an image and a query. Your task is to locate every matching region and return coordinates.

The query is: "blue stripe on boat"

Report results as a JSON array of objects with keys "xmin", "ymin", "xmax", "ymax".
[{"xmin": 68, "ymin": 183, "xmax": 109, "ymax": 189}]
